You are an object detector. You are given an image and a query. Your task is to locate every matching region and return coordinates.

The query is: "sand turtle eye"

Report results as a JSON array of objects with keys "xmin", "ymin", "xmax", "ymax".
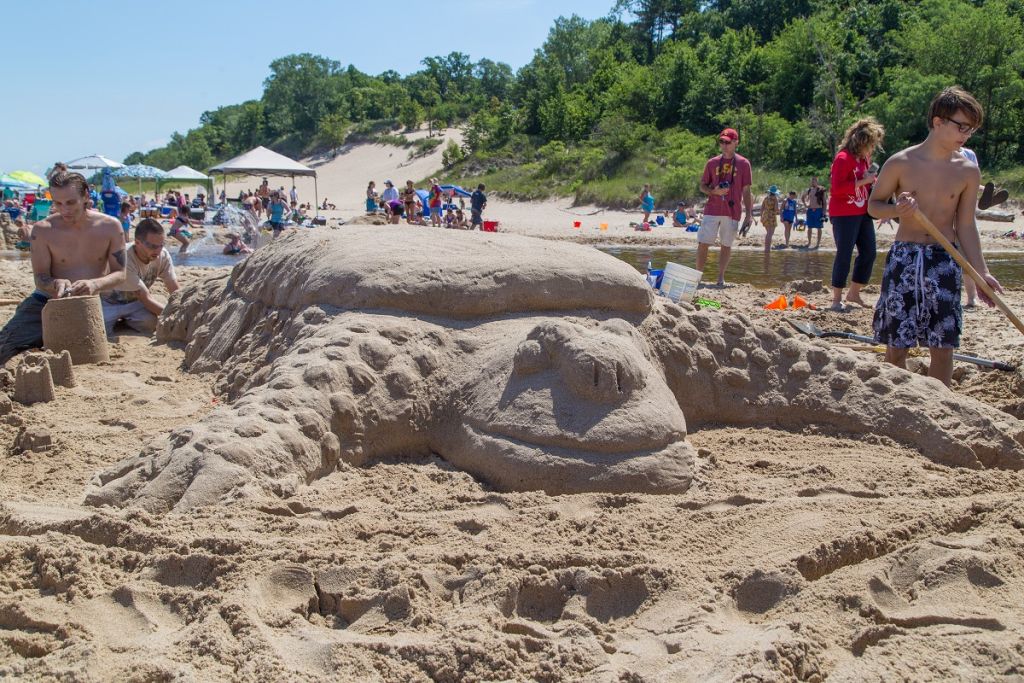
[{"xmin": 513, "ymin": 339, "xmax": 548, "ymax": 375}]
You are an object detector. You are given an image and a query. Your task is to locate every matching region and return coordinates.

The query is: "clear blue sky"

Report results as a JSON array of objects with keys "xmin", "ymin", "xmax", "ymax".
[{"xmin": 2, "ymin": 0, "xmax": 614, "ymax": 175}]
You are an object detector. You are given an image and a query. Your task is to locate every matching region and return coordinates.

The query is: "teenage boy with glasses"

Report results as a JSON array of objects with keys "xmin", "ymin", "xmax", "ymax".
[{"xmin": 868, "ymin": 86, "xmax": 1002, "ymax": 386}]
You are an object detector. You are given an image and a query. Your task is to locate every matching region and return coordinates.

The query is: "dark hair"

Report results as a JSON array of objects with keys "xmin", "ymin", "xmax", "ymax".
[
  {"xmin": 927, "ymin": 86, "xmax": 983, "ymax": 130},
  {"xmin": 134, "ymin": 218, "xmax": 164, "ymax": 241},
  {"xmin": 47, "ymin": 162, "xmax": 89, "ymax": 197},
  {"xmin": 477, "ymin": 183, "xmax": 486, "ymax": 191}
]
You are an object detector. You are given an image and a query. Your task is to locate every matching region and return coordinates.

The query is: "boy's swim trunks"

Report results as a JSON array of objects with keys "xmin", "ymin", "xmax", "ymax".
[{"xmin": 872, "ymin": 241, "xmax": 962, "ymax": 349}]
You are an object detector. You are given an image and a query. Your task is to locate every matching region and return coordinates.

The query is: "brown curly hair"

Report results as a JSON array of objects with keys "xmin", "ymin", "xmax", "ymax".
[{"xmin": 838, "ymin": 118, "xmax": 885, "ymax": 158}]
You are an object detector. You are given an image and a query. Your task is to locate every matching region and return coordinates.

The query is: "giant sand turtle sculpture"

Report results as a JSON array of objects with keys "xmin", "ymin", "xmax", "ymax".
[{"xmin": 85, "ymin": 228, "xmax": 1024, "ymax": 512}]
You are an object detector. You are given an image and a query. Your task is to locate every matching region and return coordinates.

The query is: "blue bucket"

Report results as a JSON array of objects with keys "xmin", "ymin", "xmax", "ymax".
[{"xmin": 646, "ymin": 268, "xmax": 665, "ymax": 289}]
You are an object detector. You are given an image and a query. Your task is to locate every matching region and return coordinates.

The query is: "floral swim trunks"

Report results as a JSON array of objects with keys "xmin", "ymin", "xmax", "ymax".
[{"xmin": 872, "ymin": 241, "xmax": 963, "ymax": 349}]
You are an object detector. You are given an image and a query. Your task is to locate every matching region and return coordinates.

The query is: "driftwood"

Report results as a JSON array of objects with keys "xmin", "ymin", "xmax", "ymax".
[{"xmin": 976, "ymin": 209, "xmax": 1016, "ymax": 223}]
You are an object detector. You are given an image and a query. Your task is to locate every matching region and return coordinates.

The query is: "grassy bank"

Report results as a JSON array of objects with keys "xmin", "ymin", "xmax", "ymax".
[{"xmin": 449, "ymin": 140, "xmax": 1024, "ymax": 209}]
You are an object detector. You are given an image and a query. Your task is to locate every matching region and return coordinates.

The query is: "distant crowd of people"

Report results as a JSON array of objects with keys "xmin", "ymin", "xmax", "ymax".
[{"xmin": 365, "ymin": 178, "xmax": 487, "ymax": 229}]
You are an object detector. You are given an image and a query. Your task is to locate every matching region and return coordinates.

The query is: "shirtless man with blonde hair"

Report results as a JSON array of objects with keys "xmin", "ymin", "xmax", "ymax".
[
  {"xmin": 0, "ymin": 163, "xmax": 126, "ymax": 364},
  {"xmin": 868, "ymin": 86, "xmax": 1002, "ymax": 386}
]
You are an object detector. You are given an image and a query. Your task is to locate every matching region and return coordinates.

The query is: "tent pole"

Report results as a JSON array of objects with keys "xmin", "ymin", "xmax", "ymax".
[{"xmin": 314, "ymin": 176, "xmax": 319, "ymax": 220}]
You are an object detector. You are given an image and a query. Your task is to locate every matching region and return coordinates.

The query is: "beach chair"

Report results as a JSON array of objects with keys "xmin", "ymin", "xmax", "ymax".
[{"xmin": 27, "ymin": 199, "xmax": 51, "ymax": 222}]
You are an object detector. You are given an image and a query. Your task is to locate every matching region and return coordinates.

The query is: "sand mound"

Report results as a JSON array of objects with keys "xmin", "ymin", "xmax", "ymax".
[
  {"xmin": 85, "ymin": 229, "xmax": 1024, "ymax": 514},
  {"xmin": 86, "ymin": 229, "xmax": 691, "ymax": 512}
]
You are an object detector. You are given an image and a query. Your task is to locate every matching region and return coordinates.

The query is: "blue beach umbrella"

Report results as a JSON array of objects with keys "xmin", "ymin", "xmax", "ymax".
[
  {"xmin": 0, "ymin": 174, "xmax": 31, "ymax": 189},
  {"xmin": 112, "ymin": 164, "xmax": 168, "ymax": 197}
]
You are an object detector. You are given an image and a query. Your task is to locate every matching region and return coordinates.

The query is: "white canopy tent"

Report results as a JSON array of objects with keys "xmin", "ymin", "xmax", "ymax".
[
  {"xmin": 163, "ymin": 165, "xmax": 214, "ymax": 198},
  {"xmin": 66, "ymin": 154, "xmax": 125, "ymax": 170},
  {"xmin": 208, "ymin": 146, "xmax": 318, "ymax": 215}
]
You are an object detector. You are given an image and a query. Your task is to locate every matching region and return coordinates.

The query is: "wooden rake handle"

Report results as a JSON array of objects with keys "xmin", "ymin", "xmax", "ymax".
[{"xmin": 912, "ymin": 209, "xmax": 1024, "ymax": 336}]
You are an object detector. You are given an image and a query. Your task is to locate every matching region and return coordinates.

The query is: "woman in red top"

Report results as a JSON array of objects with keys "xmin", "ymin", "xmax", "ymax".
[{"xmin": 828, "ymin": 118, "xmax": 885, "ymax": 311}]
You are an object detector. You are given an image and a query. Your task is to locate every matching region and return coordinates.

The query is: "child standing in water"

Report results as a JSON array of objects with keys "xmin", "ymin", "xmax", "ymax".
[
  {"xmin": 780, "ymin": 191, "xmax": 798, "ymax": 248},
  {"xmin": 759, "ymin": 186, "xmax": 781, "ymax": 252}
]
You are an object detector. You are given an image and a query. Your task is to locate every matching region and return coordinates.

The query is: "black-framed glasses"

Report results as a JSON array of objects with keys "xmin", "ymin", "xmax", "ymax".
[
  {"xmin": 943, "ymin": 117, "xmax": 978, "ymax": 135},
  {"xmin": 139, "ymin": 238, "xmax": 165, "ymax": 251}
]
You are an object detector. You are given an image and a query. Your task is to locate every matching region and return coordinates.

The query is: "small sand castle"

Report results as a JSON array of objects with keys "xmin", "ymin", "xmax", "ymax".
[
  {"xmin": 13, "ymin": 361, "xmax": 55, "ymax": 405},
  {"xmin": 42, "ymin": 295, "xmax": 108, "ymax": 364},
  {"xmin": 26, "ymin": 349, "xmax": 75, "ymax": 388},
  {"xmin": 11, "ymin": 350, "xmax": 76, "ymax": 405},
  {"xmin": 85, "ymin": 228, "xmax": 1024, "ymax": 512}
]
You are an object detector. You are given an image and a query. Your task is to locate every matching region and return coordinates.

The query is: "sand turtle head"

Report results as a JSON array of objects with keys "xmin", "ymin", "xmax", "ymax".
[{"xmin": 436, "ymin": 317, "xmax": 695, "ymax": 495}]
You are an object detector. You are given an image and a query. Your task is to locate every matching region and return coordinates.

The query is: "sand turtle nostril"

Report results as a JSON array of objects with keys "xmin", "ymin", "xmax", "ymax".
[{"xmin": 564, "ymin": 353, "xmax": 640, "ymax": 403}]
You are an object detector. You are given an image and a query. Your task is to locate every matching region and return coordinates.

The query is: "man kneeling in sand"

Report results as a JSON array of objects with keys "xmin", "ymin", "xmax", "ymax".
[
  {"xmin": 868, "ymin": 86, "xmax": 1002, "ymax": 386},
  {"xmin": 0, "ymin": 164, "xmax": 125, "ymax": 365},
  {"xmin": 101, "ymin": 218, "xmax": 179, "ymax": 336}
]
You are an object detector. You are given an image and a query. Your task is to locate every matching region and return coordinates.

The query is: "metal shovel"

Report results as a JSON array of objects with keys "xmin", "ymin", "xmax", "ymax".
[{"xmin": 786, "ymin": 320, "xmax": 1016, "ymax": 371}]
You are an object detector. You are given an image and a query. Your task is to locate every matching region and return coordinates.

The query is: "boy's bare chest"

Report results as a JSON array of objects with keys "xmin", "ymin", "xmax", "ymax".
[{"xmin": 897, "ymin": 165, "xmax": 968, "ymax": 211}]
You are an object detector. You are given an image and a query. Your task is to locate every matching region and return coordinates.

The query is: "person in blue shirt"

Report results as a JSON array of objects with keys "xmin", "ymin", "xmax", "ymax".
[
  {"xmin": 470, "ymin": 184, "xmax": 487, "ymax": 229},
  {"xmin": 268, "ymin": 191, "xmax": 289, "ymax": 238},
  {"xmin": 780, "ymin": 191, "xmax": 798, "ymax": 248},
  {"xmin": 672, "ymin": 201, "xmax": 696, "ymax": 227},
  {"xmin": 639, "ymin": 184, "xmax": 655, "ymax": 223}
]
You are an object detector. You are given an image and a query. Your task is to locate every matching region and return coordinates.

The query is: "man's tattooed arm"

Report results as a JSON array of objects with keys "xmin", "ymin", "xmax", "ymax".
[
  {"xmin": 34, "ymin": 272, "xmax": 68, "ymax": 297},
  {"xmin": 34, "ymin": 272, "xmax": 53, "ymax": 291}
]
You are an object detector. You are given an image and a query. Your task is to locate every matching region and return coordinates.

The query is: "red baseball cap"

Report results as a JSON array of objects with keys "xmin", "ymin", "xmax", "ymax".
[{"xmin": 718, "ymin": 128, "xmax": 739, "ymax": 143}]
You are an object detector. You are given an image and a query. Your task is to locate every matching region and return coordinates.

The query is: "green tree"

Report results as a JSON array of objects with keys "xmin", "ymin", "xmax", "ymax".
[
  {"xmin": 262, "ymin": 53, "xmax": 342, "ymax": 137},
  {"xmin": 318, "ymin": 113, "xmax": 349, "ymax": 149}
]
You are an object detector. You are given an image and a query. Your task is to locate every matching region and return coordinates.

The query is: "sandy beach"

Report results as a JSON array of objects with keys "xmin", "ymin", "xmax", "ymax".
[{"xmin": 2, "ymin": 141, "xmax": 1024, "ymax": 681}]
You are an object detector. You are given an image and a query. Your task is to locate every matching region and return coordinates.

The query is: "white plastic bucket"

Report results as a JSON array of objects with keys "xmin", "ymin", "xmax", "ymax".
[{"xmin": 659, "ymin": 262, "xmax": 702, "ymax": 302}]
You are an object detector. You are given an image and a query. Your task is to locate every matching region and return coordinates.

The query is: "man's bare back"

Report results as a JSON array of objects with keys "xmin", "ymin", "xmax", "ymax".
[{"xmin": 870, "ymin": 143, "xmax": 979, "ymax": 245}]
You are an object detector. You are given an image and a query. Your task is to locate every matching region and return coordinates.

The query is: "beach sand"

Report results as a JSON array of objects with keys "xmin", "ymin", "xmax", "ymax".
[{"xmin": 1, "ymin": 234, "xmax": 1023, "ymax": 679}]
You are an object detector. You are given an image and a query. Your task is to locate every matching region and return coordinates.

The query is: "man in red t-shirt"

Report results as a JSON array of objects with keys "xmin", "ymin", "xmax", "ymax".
[{"xmin": 697, "ymin": 128, "xmax": 753, "ymax": 286}]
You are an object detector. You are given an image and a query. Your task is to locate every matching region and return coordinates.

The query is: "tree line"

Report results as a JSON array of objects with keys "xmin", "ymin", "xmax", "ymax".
[{"xmin": 128, "ymin": 0, "xmax": 1024, "ymax": 197}]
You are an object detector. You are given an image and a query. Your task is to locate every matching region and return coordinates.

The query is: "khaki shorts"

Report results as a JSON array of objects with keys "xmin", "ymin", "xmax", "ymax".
[{"xmin": 697, "ymin": 215, "xmax": 739, "ymax": 247}]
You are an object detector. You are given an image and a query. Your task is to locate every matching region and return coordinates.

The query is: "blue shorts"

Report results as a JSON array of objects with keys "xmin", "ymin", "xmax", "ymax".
[
  {"xmin": 781, "ymin": 211, "xmax": 796, "ymax": 223},
  {"xmin": 806, "ymin": 208, "xmax": 824, "ymax": 229}
]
